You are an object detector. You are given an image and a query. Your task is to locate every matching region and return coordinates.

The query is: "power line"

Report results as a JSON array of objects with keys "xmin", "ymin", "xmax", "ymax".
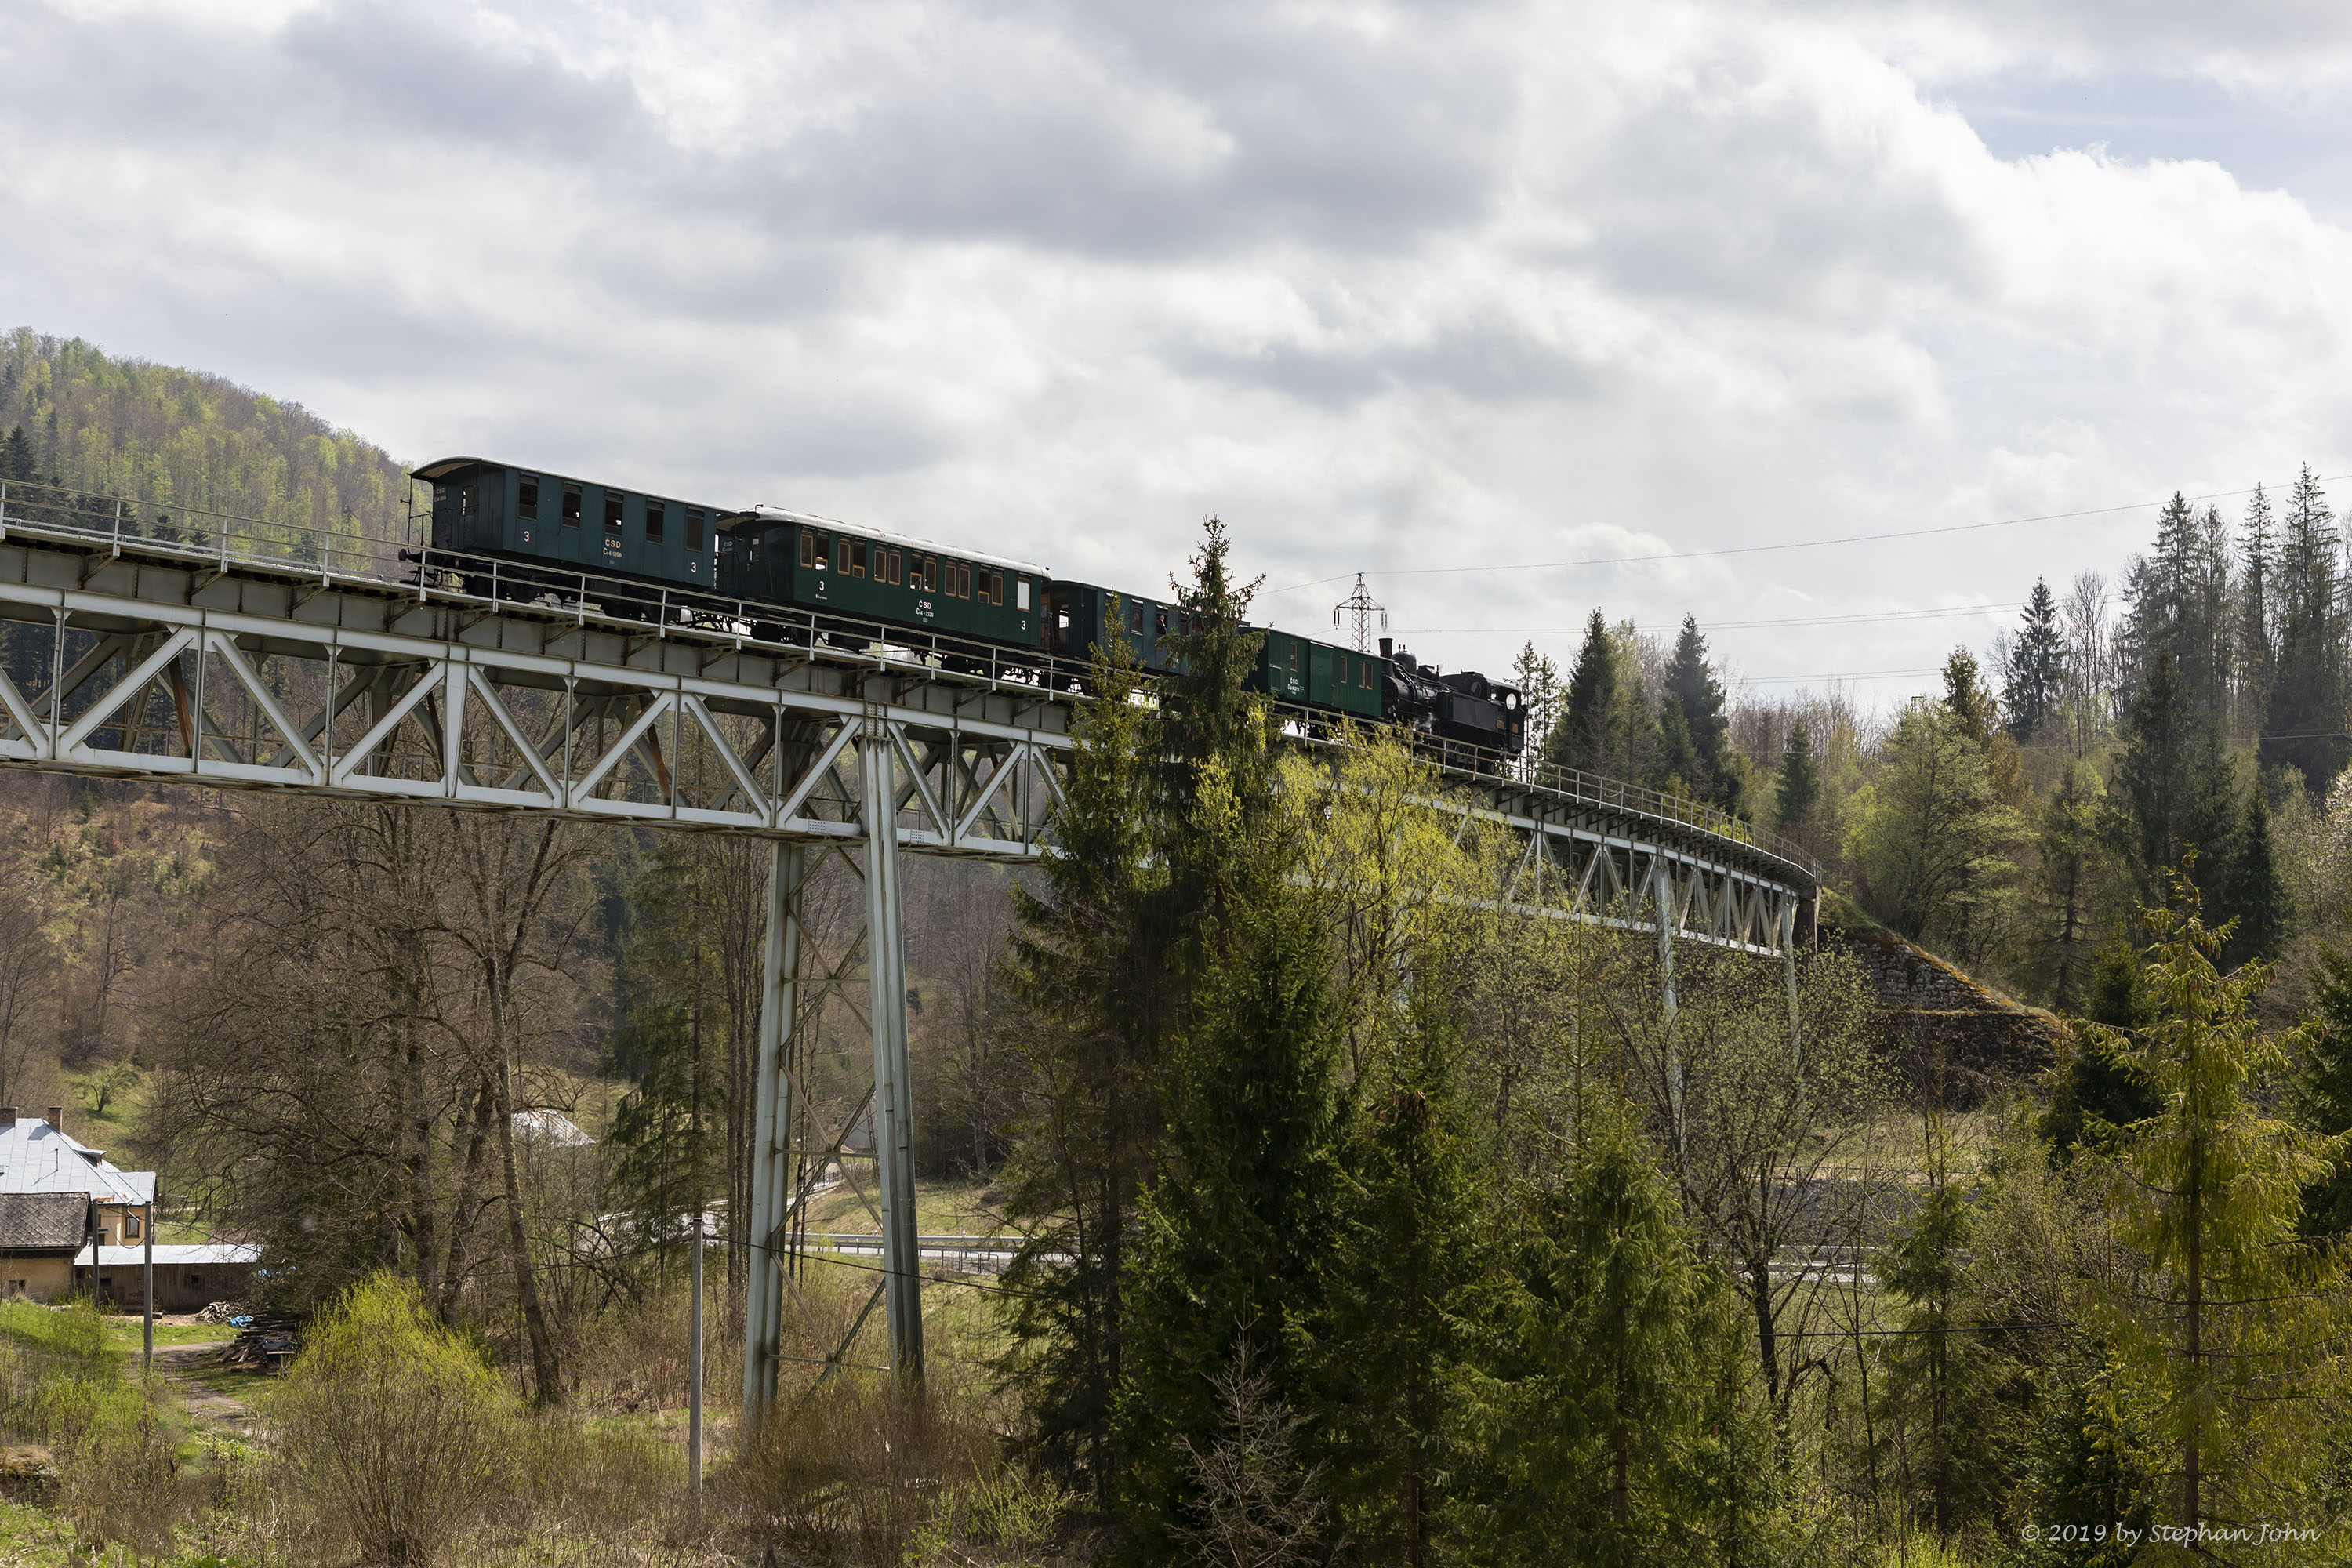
[
  {"xmin": 1388, "ymin": 603, "xmax": 2024, "ymax": 637},
  {"xmin": 1273, "ymin": 474, "xmax": 2352, "ymax": 594}
]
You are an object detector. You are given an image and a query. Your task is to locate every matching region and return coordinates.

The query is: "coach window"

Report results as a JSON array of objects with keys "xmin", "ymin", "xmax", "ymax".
[
  {"xmin": 799, "ymin": 532, "xmax": 815, "ymax": 568},
  {"xmin": 645, "ymin": 502, "xmax": 666, "ymax": 544},
  {"xmin": 891, "ymin": 550, "xmax": 904, "ymax": 586},
  {"xmin": 518, "ymin": 477, "xmax": 539, "ymax": 521},
  {"xmin": 561, "ymin": 481, "xmax": 583, "ymax": 527},
  {"xmin": 605, "ymin": 495, "xmax": 625, "ymax": 534},
  {"xmin": 686, "ymin": 510, "xmax": 705, "ymax": 550},
  {"xmin": 989, "ymin": 571, "xmax": 1004, "ymax": 606},
  {"xmin": 849, "ymin": 540, "xmax": 867, "ymax": 577},
  {"xmin": 1015, "ymin": 578, "xmax": 1030, "ymax": 612}
]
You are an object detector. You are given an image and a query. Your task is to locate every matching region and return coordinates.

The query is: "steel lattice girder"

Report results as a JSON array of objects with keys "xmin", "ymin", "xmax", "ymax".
[{"xmin": 0, "ymin": 554, "xmax": 1069, "ymax": 857}]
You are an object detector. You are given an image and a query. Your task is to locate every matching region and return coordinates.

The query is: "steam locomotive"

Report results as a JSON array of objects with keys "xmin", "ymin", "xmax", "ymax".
[{"xmin": 412, "ymin": 458, "xmax": 1526, "ymax": 765}]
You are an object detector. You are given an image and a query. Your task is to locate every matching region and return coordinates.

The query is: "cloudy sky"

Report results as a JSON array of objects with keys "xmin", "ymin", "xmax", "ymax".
[{"xmin": 8, "ymin": 1, "xmax": 2352, "ymax": 708}]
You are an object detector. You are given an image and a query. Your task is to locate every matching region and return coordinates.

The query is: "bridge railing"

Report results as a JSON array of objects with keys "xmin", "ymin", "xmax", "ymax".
[{"xmin": 0, "ymin": 477, "xmax": 1817, "ymax": 878}]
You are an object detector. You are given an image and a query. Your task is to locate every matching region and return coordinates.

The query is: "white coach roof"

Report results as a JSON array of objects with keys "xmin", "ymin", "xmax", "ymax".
[{"xmin": 732, "ymin": 505, "xmax": 1049, "ymax": 579}]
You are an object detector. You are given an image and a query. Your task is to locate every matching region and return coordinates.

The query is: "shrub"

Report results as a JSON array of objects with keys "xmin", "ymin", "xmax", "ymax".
[
  {"xmin": 727, "ymin": 1372, "xmax": 995, "ymax": 1565},
  {"xmin": 0, "ymin": 1297, "xmax": 189, "ymax": 1555},
  {"xmin": 275, "ymin": 1273, "xmax": 517, "ymax": 1566}
]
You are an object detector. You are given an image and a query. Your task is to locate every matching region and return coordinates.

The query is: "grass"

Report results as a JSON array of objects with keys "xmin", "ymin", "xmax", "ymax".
[
  {"xmin": 805, "ymin": 1175, "xmax": 1010, "ymax": 1236},
  {"xmin": 101, "ymin": 1319, "xmax": 232, "ymax": 1353}
]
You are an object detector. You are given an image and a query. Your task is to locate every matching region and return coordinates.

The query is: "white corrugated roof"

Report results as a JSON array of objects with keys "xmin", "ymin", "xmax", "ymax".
[
  {"xmin": 79, "ymin": 1242, "xmax": 259, "ymax": 1267},
  {"xmin": 0, "ymin": 1119, "xmax": 148, "ymax": 1203},
  {"xmin": 514, "ymin": 1109, "xmax": 594, "ymax": 1147}
]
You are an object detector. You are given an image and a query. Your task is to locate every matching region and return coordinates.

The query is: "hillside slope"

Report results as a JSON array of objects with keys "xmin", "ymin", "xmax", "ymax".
[{"xmin": 0, "ymin": 328, "xmax": 416, "ymax": 550}]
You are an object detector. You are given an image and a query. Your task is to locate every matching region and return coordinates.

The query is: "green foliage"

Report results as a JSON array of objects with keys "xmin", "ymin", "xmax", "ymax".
[
  {"xmin": 1000, "ymin": 515, "xmax": 1288, "ymax": 1512},
  {"xmin": 2293, "ymin": 940, "xmax": 2352, "ymax": 1243},
  {"xmin": 2028, "ymin": 760, "xmax": 2103, "ymax": 1012},
  {"xmin": 0, "ymin": 328, "xmax": 416, "ymax": 556},
  {"xmin": 2085, "ymin": 880, "xmax": 2339, "ymax": 1536},
  {"xmin": 997, "ymin": 631, "xmax": 1163, "ymax": 1501},
  {"xmin": 1774, "ymin": 722, "xmax": 1819, "ymax": 837},
  {"xmin": 1117, "ymin": 889, "xmax": 1343, "ymax": 1560},
  {"xmin": 1321, "ymin": 996, "xmax": 1487, "ymax": 1565},
  {"xmin": 1660, "ymin": 616, "xmax": 1730, "ymax": 809},
  {"xmin": 606, "ymin": 840, "xmax": 729, "ymax": 1283},
  {"xmin": 1449, "ymin": 1114, "xmax": 1732, "ymax": 1566},
  {"xmin": 276, "ymin": 1274, "xmax": 518, "ymax": 1566},
  {"xmin": 0, "ymin": 1298, "xmax": 185, "ymax": 1555},
  {"xmin": 2104, "ymin": 649, "xmax": 2238, "ymax": 905},
  {"xmin": 2261, "ymin": 466, "xmax": 2347, "ymax": 796},
  {"xmin": 1548, "ymin": 609, "xmax": 1619, "ymax": 777},
  {"xmin": 2041, "ymin": 945, "xmax": 2162, "ymax": 1160},
  {"xmin": 2216, "ymin": 779, "xmax": 2288, "ymax": 967},
  {"xmin": 1845, "ymin": 698, "xmax": 2022, "ymax": 945},
  {"xmin": 2004, "ymin": 576, "xmax": 2066, "ymax": 743}
]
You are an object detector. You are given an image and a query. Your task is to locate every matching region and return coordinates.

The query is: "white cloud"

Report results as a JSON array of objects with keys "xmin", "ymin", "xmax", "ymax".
[{"xmin": 6, "ymin": 0, "xmax": 2352, "ymax": 706}]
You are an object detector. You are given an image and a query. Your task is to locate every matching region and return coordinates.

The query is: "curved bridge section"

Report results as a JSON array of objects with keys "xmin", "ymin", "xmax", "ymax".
[{"xmin": 0, "ymin": 483, "xmax": 1818, "ymax": 1401}]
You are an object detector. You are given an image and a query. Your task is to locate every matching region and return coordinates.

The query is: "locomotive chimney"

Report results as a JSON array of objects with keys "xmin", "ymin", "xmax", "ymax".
[{"xmin": 1378, "ymin": 637, "xmax": 1393, "ymax": 660}]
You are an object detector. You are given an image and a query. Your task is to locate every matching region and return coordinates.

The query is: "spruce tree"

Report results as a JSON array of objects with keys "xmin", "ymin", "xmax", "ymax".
[
  {"xmin": 1548, "ymin": 609, "xmax": 1618, "ymax": 778},
  {"xmin": 2090, "ymin": 880, "xmax": 2337, "ymax": 1541},
  {"xmin": 1451, "ymin": 1113, "xmax": 1725, "ymax": 1566},
  {"xmin": 2041, "ymin": 942, "xmax": 2161, "ymax": 1159},
  {"xmin": 2105, "ymin": 649, "xmax": 2238, "ymax": 905},
  {"xmin": 1322, "ymin": 998, "xmax": 1485, "ymax": 1566},
  {"xmin": 0, "ymin": 425, "xmax": 28, "ymax": 485},
  {"xmin": 1512, "ymin": 641, "xmax": 1562, "ymax": 768},
  {"xmin": 1773, "ymin": 723, "xmax": 1817, "ymax": 837},
  {"xmin": 1117, "ymin": 891, "xmax": 1342, "ymax": 1559},
  {"xmin": 2002, "ymin": 577, "xmax": 2065, "ymax": 743},
  {"xmin": 2238, "ymin": 483, "xmax": 2275, "ymax": 717},
  {"xmin": 1653, "ymin": 698, "xmax": 1697, "ymax": 800},
  {"xmin": 1112, "ymin": 517, "xmax": 1346, "ymax": 1555},
  {"xmin": 1941, "ymin": 647, "xmax": 1997, "ymax": 744},
  {"xmin": 2295, "ymin": 944, "xmax": 2352, "ymax": 1243},
  {"xmin": 1660, "ymin": 616, "xmax": 1729, "ymax": 807},
  {"xmin": 2261, "ymin": 465, "xmax": 2346, "ymax": 795},
  {"xmin": 2032, "ymin": 760, "xmax": 2102, "ymax": 1012},
  {"xmin": 2218, "ymin": 781, "xmax": 2287, "ymax": 968},
  {"xmin": 999, "ymin": 632, "xmax": 1163, "ymax": 1500}
]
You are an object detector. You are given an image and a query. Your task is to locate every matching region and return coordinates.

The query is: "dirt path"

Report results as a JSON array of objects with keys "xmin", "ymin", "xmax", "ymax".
[{"xmin": 153, "ymin": 1342, "xmax": 260, "ymax": 1436}]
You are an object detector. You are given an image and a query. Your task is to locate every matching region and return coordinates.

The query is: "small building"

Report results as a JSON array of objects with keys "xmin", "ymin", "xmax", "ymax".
[
  {"xmin": 0, "ymin": 1108, "xmax": 165, "ymax": 1305},
  {"xmin": 76, "ymin": 1243, "xmax": 260, "ymax": 1313}
]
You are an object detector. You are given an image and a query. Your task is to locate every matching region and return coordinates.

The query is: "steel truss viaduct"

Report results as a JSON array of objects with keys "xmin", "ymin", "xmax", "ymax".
[{"xmin": 0, "ymin": 483, "xmax": 1817, "ymax": 1421}]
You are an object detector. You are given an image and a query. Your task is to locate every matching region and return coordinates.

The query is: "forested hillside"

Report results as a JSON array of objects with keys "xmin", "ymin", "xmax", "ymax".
[{"xmin": 0, "ymin": 328, "xmax": 417, "ymax": 550}]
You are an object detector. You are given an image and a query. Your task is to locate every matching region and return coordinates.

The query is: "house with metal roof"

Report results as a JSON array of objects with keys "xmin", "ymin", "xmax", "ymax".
[{"xmin": 0, "ymin": 1107, "xmax": 162, "ymax": 1306}]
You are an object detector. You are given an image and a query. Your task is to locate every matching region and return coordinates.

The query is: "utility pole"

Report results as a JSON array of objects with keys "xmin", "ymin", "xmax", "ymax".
[
  {"xmin": 1331, "ymin": 573, "xmax": 1388, "ymax": 654},
  {"xmin": 689, "ymin": 1214, "xmax": 704, "ymax": 1510},
  {"xmin": 142, "ymin": 1195, "xmax": 154, "ymax": 1375}
]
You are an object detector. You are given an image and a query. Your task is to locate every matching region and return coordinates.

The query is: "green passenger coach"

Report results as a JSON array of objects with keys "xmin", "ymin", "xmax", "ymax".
[
  {"xmin": 717, "ymin": 506, "xmax": 1044, "ymax": 649},
  {"xmin": 416, "ymin": 458, "xmax": 721, "ymax": 591},
  {"xmin": 1254, "ymin": 629, "xmax": 1381, "ymax": 718}
]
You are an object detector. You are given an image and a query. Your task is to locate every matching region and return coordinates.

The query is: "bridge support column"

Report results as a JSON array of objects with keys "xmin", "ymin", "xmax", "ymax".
[
  {"xmin": 1653, "ymin": 856, "xmax": 1684, "ymax": 1160},
  {"xmin": 1782, "ymin": 896, "xmax": 1802, "ymax": 1080},
  {"xmin": 742, "ymin": 839, "xmax": 807, "ymax": 1433},
  {"xmin": 858, "ymin": 724, "xmax": 925, "ymax": 1391}
]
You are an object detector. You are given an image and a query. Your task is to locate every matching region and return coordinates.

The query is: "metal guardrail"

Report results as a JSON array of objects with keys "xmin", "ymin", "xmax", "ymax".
[{"xmin": 0, "ymin": 476, "xmax": 1814, "ymax": 880}]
